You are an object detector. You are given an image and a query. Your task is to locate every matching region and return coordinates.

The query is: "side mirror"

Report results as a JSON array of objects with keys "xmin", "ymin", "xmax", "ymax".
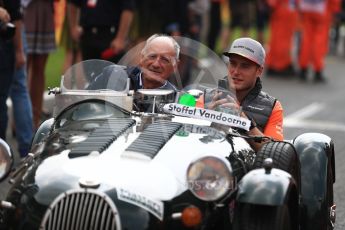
[{"xmin": 0, "ymin": 138, "xmax": 14, "ymax": 182}]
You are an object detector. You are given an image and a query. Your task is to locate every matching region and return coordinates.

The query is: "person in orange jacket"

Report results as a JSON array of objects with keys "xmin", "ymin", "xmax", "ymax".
[
  {"xmin": 298, "ymin": 0, "xmax": 341, "ymax": 82},
  {"xmin": 265, "ymin": 0, "xmax": 298, "ymax": 76}
]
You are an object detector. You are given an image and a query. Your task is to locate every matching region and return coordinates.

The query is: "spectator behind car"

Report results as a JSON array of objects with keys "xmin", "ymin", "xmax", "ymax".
[
  {"xmin": 208, "ymin": 37, "xmax": 284, "ymax": 151},
  {"xmin": 88, "ymin": 34, "xmax": 179, "ymax": 91}
]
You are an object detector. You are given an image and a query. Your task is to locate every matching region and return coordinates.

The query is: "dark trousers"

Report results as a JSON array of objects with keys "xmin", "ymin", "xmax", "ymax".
[
  {"xmin": 81, "ymin": 27, "xmax": 124, "ymax": 64},
  {"xmin": 207, "ymin": 2, "xmax": 221, "ymax": 51},
  {"xmin": 0, "ymin": 39, "xmax": 15, "ymax": 140}
]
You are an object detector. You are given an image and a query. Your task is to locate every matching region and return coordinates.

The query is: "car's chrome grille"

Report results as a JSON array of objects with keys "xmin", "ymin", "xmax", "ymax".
[
  {"xmin": 40, "ymin": 189, "xmax": 121, "ymax": 230},
  {"xmin": 69, "ymin": 118, "xmax": 135, "ymax": 158},
  {"xmin": 125, "ymin": 121, "xmax": 182, "ymax": 158}
]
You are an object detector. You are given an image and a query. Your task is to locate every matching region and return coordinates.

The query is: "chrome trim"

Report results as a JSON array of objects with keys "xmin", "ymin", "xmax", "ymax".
[
  {"xmin": 0, "ymin": 200, "xmax": 15, "ymax": 210},
  {"xmin": 330, "ymin": 204, "xmax": 336, "ymax": 229}
]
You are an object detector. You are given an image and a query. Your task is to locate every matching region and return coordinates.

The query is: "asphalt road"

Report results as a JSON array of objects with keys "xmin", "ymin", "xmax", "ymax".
[{"xmin": 1, "ymin": 54, "xmax": 345, "ymax": 229}]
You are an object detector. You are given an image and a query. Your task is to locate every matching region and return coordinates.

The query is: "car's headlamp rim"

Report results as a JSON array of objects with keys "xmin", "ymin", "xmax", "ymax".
[
  {"xmin": 186, "ymin": 156, "xmax": 233, "ymax": 201},
  {"xmin": 0, "ymin": 138, "xmax": 13, "ymax": 182}
]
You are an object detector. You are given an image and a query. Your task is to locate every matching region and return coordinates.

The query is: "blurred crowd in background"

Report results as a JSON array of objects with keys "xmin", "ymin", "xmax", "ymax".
[
  {"xmin": 55, "ymin": 0, "xmax": 345, "ymax": 77},
  {"xmin": 1, "ymin": 0, "xmax": 345, "ymax": 158}
]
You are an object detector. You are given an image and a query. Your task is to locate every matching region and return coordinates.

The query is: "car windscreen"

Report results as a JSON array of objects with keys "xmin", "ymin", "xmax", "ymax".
[
  {"xmin": 55, "ymin": 100, "xmax": 130, "ymax": 129},
  {"xmin": 61, "ymin": 60, "xmax": 129, "ymax": 92}
]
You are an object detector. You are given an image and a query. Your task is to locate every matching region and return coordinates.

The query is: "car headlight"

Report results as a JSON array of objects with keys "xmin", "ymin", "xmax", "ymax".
[
  {"xmin": 0, "ymin": 138, "xmax": 13, "ymax": 182},
  {"xmin": 186, "ymin": 156, "xmax": 234, "ymax": 201}
]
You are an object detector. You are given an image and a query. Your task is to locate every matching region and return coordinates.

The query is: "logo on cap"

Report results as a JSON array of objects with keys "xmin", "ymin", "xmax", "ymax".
[{"xmin": 223, "ymin": 37, "xmax": 265, "ymax": 67}]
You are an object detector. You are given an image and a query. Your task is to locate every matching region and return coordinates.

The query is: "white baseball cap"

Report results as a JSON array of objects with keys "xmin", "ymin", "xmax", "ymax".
[{"xmin": 223, "ymin": 37, "xmax": 265, "ymax": 67}]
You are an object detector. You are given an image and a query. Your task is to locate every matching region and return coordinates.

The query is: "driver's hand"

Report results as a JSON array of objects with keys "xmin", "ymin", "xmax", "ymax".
[{"xmin": 207, "ymin": 90, "xmax": 240, "ymax": 112}]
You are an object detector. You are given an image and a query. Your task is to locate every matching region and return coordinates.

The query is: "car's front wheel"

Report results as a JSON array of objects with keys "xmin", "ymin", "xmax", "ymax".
[{"xmin": 253, "ymin": 141, "xmax": 300, "ymax": 184}]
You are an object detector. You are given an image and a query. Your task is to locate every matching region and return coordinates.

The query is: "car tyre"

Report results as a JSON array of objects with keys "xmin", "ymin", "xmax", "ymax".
[{"xmin": 253, "ymin": 141, "xmax": 300, "ymax": 183}]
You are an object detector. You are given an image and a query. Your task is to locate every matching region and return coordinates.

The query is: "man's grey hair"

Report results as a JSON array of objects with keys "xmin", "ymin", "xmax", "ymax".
[{"xmin": 141, "ymin": 34, "xmax": 180, "ymax": 60}]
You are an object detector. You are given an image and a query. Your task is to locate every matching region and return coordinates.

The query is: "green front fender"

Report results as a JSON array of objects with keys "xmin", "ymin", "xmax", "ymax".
[{"xmin": 237, "ymin": 168, "xmax": 297, "ymax": 206}]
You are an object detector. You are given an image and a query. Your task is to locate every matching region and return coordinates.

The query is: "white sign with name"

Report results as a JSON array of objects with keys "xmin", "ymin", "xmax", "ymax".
[
  {"xmin": 117, "ymin": 188, "xmax": 164, "ymax": 221},
  {"xmin": 163, "ymin": 103, "xmax": 251, "ymax": 131}
]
